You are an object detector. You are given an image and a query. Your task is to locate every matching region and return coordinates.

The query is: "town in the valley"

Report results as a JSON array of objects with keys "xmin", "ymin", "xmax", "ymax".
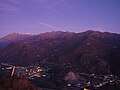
[{"xmin": 0, "ymin": 62, "xmax": 120, "ymax": 90}]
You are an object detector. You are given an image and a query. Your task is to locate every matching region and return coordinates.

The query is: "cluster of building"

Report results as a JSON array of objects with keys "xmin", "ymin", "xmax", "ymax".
[
  {"xmin": 0, "ymin": 63, "xmax": 47, "ymax": 80},
  {"xmin": 0, "ymin": 63, "xmax": 120, "ymax": 90},
  {"xmin": 65, "ymin": 72, "xmax": 120, "ymax": 90}
]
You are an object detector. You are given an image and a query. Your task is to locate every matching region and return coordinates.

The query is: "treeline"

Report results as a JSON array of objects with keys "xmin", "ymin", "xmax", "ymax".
[{"xmin": 0, "ymin": 75, "xmax": 41, "ymax": 90}]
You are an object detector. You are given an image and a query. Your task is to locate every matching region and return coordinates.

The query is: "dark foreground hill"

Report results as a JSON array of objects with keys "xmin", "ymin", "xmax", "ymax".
[{"xmin": 0, "ymin": 30, "xmax": 120, "ymax": 76}]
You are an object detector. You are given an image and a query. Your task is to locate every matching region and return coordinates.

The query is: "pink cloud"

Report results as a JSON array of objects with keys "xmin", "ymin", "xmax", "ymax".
[{"xmin": 39, "ymin": 22, "xmax": 64, "ymax": 31}]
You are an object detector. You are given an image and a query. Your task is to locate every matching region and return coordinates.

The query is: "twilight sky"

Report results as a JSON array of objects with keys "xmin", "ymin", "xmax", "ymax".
[{"xmin": 0, "ymin": 0, "xmax": 120, "ymax": 37}]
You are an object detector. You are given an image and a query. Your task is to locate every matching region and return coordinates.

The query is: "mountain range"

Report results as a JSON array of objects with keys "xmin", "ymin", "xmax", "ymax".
[{"xmin": 0, "ymin": 30, "xmax": 120, "ymax": 77}]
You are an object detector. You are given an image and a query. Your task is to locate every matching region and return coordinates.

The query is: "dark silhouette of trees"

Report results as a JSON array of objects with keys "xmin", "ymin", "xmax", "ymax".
[{"xmin": 0, "ymin": 75, "xmax": 41, "ymax": 90}]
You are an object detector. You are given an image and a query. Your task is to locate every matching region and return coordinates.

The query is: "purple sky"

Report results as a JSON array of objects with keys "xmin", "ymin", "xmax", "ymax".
[{"xmin": 0, "ymin": 0, "xmax": 120, "ymax": 37}]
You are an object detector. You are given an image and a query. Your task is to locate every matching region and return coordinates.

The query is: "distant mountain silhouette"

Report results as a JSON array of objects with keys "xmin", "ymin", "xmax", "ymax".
[
  {"xmin": 0, "ymin": 30, "xmax": 120, "ymax": 76},
  {"xmin": 0, "ymin": 33, "xmax": 32, "ymax": 48}
]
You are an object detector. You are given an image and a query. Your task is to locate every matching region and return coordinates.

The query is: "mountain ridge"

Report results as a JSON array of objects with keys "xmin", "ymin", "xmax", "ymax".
[
  {"xmin": 0, "ymin": 30, "xmax": 120, "ymax": 76},
  {"xmin": 0, "ymin": 32, "xmax": 32, "ymax": 48}
]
